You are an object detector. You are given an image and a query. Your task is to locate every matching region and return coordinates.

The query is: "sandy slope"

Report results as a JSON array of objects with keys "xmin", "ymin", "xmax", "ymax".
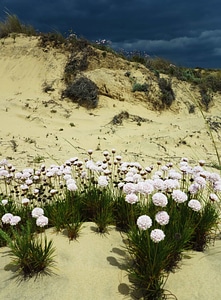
[
  {"xmin": 1, "ymin": 35, "xmax": 221, "ymax": 170},
  {"xmin": 1, "ymin": 34, "xmax": 221, "ymax": 299}
]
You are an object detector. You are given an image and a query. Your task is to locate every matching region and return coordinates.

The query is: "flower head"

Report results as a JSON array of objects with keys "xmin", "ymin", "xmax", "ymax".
[
  {"xmin": 125, "ymin": 193, "xmax": 138, "ymax": 204},
  {"xmin": 209, "ymin": 193, "xmax": 219, "ymax": 202},
  {"xmin": 36, "ymin": 215, "xmax": 48, "ymax": 227},
  {"xmin": 152, "ymin": 192, "xmax": 168, "ymax": 207},
  {"xmin": 123, "ymin": 182, "xmax": 137, "ymax": 194},
  {"xmin": 155, "ymin": 211, "xmax": 170, "ymax": 225},
  {"xmin": 32, "ymin": 207, "xmax": 44, "ymax": 218},
  {"xmin": 194, "ymin": 176, "xmax": 206, "ymax": 188},
  {"xmin": 137, "ymin": 215, "xmax": 152, "ymax": 230},
  {"xmin": 163, "ymin": 179, "xmax": 180, "ymax": 190},
  {"xmin": 188, "ymin": 183, "xmax": 200, "ymax": 195},
  {"xmin": 10, "ymin": 216, "xmax": 21, "ymax": 226},
  {"xmin": 22, "ymin": 198, "xmax": 30, "ymax": 205},
  {"xmin": 1, "ymin": 199, "xmax": 8, "ymax": 206},
  {"xmin": 136, "ymin": 180, "xmax": 154, "ymax": 195},
  {"xmin": 188, "ymin": 199, "xmax": 201, "ymax": 211},
  {"xmin": 150, "ymin": 229, "xmax": 165, "ymax": 243},
  {"xmin": 172, "ymin": 190, "xmax": 188, "ymax": 203},
  {"xmin": 1, "ymin": 213, "xmax": 13, "ymax": 224},
  {"xmin": 67, "ymin": 182, "xmax": 78, "ymax": 191},
  {"xmin": 98, "ymin": 175, "xmax": 109, "ymax": 187}
]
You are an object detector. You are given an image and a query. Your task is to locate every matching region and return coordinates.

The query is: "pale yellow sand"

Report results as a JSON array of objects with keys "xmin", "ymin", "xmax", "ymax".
[
  {"xmin": 0, "ymin": 223, "xmax": 221, "ymax": 300},
  {"xmin": 1, "ymin": 35, "xmax": 221, "ymax": 299}
]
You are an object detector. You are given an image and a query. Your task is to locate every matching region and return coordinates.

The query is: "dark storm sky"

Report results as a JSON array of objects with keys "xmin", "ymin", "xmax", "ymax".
[{"xmin": 1, "ymin": 0, "xmax": 221, "ymax": 68}]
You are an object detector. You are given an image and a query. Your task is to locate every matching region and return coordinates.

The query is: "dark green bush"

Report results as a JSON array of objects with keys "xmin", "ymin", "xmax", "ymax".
[
  {"xmin": 132, "ymin": 82, "xmax": 149, "ymax": 92},
  {"xmin": 39, "ymin": 32, "xmax": 66, "ymax": 48},
  {"xmin": 130, "ymin": 55, "xmax": 147, "ymax": 65},
  {"xmin": 64, "ymin": 54, "xmax": 89, "ymax": 82},
  {"xmin": 201, "ymin": 74, "xmax": 221, "ymax": 92},
  {"xmin": 62, "ymin": 77, "xmax": 99, "ymax": 108}
]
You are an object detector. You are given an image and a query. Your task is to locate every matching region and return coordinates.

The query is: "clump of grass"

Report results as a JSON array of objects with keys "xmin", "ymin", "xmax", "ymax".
[
  {"xmin": 0, "ymin": 13, "xmax": 36, "ymax": 38},
  {"xmin": 199, "ymin": 87, "xmax": 213, "ymax": 111},
  {"xmin": 158, "ymin": 77, "xmax": 175, "ymax": 108}
]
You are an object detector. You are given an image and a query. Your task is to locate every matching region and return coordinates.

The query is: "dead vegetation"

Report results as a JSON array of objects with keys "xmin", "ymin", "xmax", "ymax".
[{"xmin": 110, "ymin": 111, "xmax": 152, "ymax": 126}]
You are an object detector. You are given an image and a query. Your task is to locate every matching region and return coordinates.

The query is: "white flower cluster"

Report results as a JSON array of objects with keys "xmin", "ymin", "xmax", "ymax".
[
  {"xmin": 150, "ymin": 229, "xmax": 165, "ymax": 243},
  {"xmin": 1, "ymin": 213, "xmax": 21, "ymax": 226},
  {"xmin": 32, "ymin": 207, "xmax": 48, "ymax": 227},
  {"xmin": 172, "ymin": 190, "xmax": 188, "ymax": 203},
  {"xmin": 155, "ymin": 211, "xmax": 170, "ymax": 225},
  {"xmin": 136, "ymin": 215, "xmax": 166, "ymax": 243},
  {"xmin": 137, "ymin": 215, "xmax": 152, "ymax": 230},
  {"xmin": 152, "ymin": 192, "xmax": 168, "ymax": 207},
  {"xmin": 188, "ymin": 199, "xmax": 201, "ymax": 211}
]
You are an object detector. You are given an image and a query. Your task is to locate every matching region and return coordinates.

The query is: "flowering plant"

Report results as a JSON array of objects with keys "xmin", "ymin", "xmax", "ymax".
[{"xmin": 0, "ymin": 215, "xmax": 55, "ymax": 277}]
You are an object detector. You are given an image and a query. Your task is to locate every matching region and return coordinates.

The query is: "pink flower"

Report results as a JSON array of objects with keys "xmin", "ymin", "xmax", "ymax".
[
  {"xmin": 67, "ymin": 183, "xmax": 78, "ymax": 191},
  {"xmin": 152, "ymin": 178, "xmax": 164, "ymax": 191},
  {"xmin": 163, "ymin": 179, "xmax": 180, "ymax": 190},
  {"xmin": 209, "ymin": 193, "xmax": 219, "ymax": 202},
  {"xmin": 172, "ymin": 190, "xmax": 188, "ymax": 203},
  {"xmin": 1, "ymin": 213, "xmax": 13, "ymax": 224},
  {"xmin": 98, "ymin": 176, "xmax": 109, "ymax": 187},
  {"xmin": 152, "ymin": 192, "xmax": 168, "ymax": 207},
  {"xmin": 20, "ymin": 184, "xmax": 29, "ymax": 191},
  {"xmin": 36, "ymin": 215, "xmax": 48, "ymax": 227},
  {"xmin": 188, "ymin": 183, "xmax": 200, "ymax": 194},
  {"xmin": 125, "ymin": 193, "xmax": 138, "ymax": 204},
  {"xmin": 25, "ymin": 178, "xmax": 33, "ymax": 185},
  {"xmin": 214, "ymin": 181, "xmax": 221, "ymax": 192},
  {"xmin": 137, "ymin": 215, "xmax": 152, "ymax": 230},
  {"xmin": 1, "ymin": 199, "xmax": 8, "ymax": 206},
  {"xmin": 63, "ymin": 174, "xmax": 72, "ymax": 181},
  {"xmin": 50, "ymin": 189, "xmax": 58, "ymax": 195},
  {"xmin": 209, "ymin": 173, "xmax": 221, "ymax": 184},
  {"xmin": 136, "ymin": 181, "xmax": 154, "ymax": 195},
  {"xmin": 155, "ymin": 211, "xmax": 170, "ymax": 225},
  {"xmin": 150, "ymin": 229, "xmax": 165, "ymax": 243},
  {"xmin": 188, "ymin": 199, "xmax": 201, "ymax": 211},
  {"xmin": 123, "ymin": 182, "xmax": 137, "ymax": 194},
  {"xmin": 10, "ymin": 216, "xmax": 21, "ymax": 226},
  {"xmin": 168, "ymin": 170, "xmax": 182, "ymax": 180},
  {"xmin": 194, "ymin": 176, "xmax": 206, "ymax": 188},
  {"xmin": 32, "ymin": 207, "xmax": 44, "ymax": 218},
  {"xmin": 22, "ymin": 198, "xmax": 30, "ymax": 205}
]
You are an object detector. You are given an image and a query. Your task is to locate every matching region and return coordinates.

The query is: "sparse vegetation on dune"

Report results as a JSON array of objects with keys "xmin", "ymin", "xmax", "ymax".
[{"xmin": 1, "ymin": 13, "xmax": 221, "ymax": 112}]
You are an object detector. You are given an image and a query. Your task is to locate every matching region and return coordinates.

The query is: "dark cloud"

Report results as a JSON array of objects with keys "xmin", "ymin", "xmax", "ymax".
[{"xmin": 0, "ymin": 0, "xmax": 221, "ymax": 68}]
